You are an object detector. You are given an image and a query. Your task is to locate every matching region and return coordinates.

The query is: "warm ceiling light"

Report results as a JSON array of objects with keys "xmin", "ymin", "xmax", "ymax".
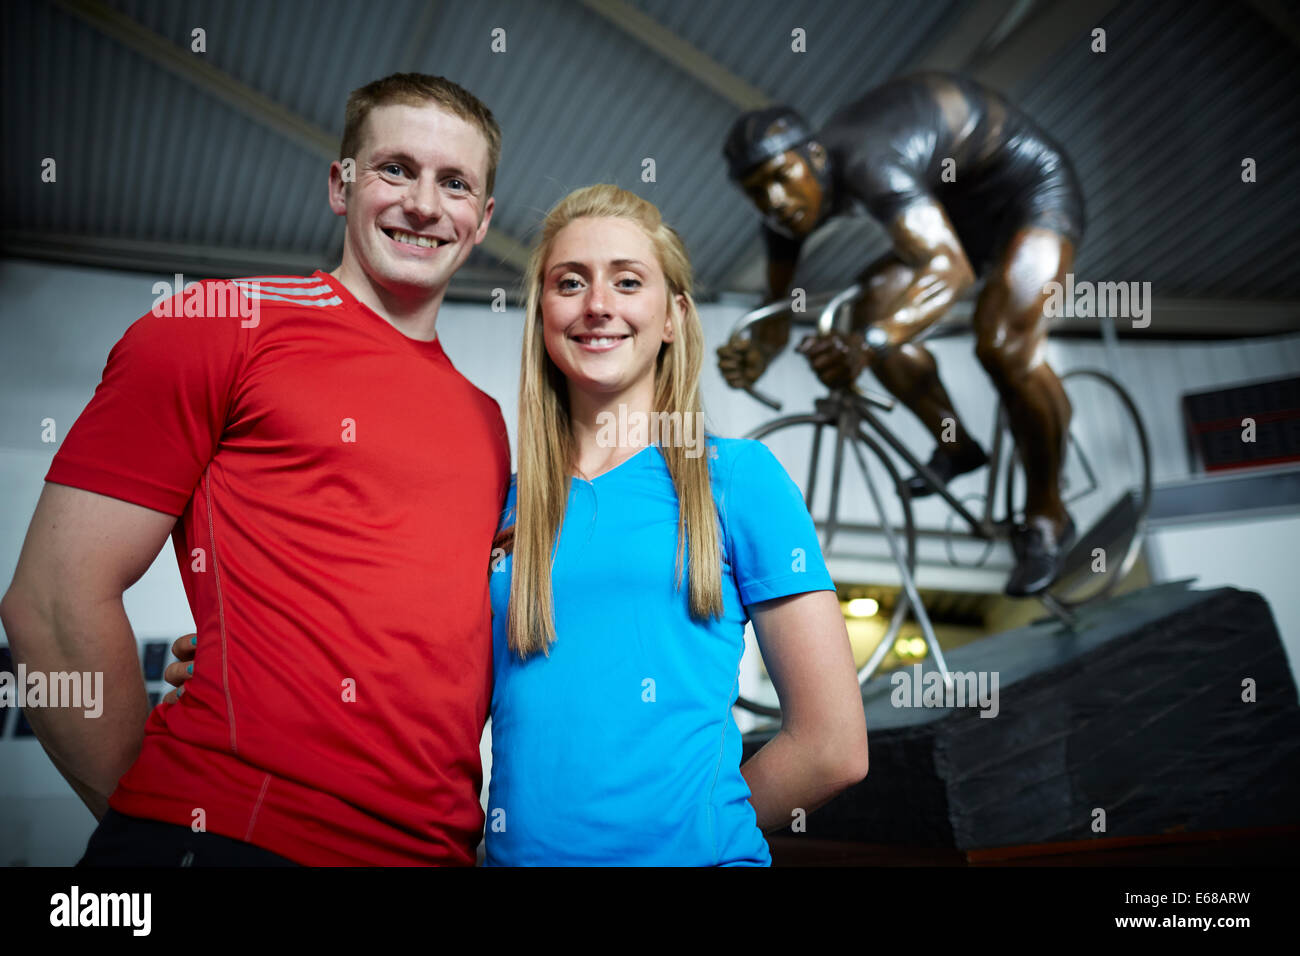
[{"xmin": 846, "ymin": 598, "xmax": 879, "ymax": 617}]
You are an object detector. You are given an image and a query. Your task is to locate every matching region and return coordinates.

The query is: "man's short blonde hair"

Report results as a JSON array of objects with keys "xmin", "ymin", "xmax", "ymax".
[{"xmin": 340, "ymin": 73, "xmax": 502, "ymax": 196}]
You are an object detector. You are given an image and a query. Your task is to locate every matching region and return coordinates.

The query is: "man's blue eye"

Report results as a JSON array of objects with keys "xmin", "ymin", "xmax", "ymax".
[
  {"xmin": 383, "ymin": 164, "xmax": 404, "ymax": 176},
  {"xmin": 447, "ymin": 179, "xmax": 467, "ymax": 191}
]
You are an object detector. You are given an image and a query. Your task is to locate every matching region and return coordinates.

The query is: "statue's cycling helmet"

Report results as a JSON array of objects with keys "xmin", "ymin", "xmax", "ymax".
[{"xmin": 723, "ymin": 106, "xmax": 814, "ymax": 180}]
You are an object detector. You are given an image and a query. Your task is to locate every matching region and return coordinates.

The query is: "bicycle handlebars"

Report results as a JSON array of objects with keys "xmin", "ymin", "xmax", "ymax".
[
  {"xmin": 726, "ymin": 283, "xmax": 868, "ymax": 412},
  {"xmin": 815, "ymin": 283, "xmax": 864, "ymax": 335}
]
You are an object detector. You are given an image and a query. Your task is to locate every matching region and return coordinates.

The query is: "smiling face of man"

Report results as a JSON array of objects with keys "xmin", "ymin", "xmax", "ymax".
[{"xmin": 330, "ymin": 102, "xmax": 495, "ymax": 307}]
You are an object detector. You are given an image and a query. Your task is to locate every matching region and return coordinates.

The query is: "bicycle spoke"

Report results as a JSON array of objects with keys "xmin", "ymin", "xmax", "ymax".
[
  {"xmin": 1071, "ymin": 432, "xmax": 1100, "ymax": 501},
  {"xmin": 806, "ymin": 423, "xmax": 824, "ymax": 511},
  {"xmin": 822, "ymin": 413, "xmax": 851, "ymax": 554},
  {"xmin": 736, "ymin": 404, "xmax": 925, "ymax": 713},
  {"xmin": 1044, "ymin": 369, "xmax": 1153, "ymax": 609},
  {"xmin": 847, "ymin": 437, "xmax": 952, "ymax": 686},
  {"xmin": 859, "ymin": 590, "xmax": 911, "ymax": 685}
]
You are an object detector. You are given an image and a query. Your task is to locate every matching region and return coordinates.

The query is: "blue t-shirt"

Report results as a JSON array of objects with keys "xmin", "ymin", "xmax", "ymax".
[{"xmin": 484, "ymin": 436, "xmax": 834, "ymax": 866}]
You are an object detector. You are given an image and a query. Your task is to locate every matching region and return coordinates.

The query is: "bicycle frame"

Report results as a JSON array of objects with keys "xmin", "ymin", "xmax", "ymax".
[
  {"xmin": 730, "ymin": 284, "xmax": 1151, "ymax": 601},
  {"xmin": 731, "ymin": 287, "xmax": 1005, "ymax": 545},
  {"xmin": 728, "ymin": 285, "xmax": 1153, "ymax": 716}
]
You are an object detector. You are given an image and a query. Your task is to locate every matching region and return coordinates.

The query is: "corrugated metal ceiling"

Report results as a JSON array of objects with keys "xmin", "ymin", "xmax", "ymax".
[
  {"xmin": 781, "ymin": 0, "xmax": 1300, "ymax": 300},
  {"xmin": 3, "ymin": 0, "xmax": 1297, "ymax": 313}
]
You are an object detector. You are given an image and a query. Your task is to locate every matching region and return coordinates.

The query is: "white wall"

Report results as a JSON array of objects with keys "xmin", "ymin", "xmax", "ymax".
[
  {"xmin": 1146, "ymin": 513, "xmax": 1300, "ymax": 672},
  {"xmin": 3, "ymin": 258, "xmax": 1297, "ymax": 863}
]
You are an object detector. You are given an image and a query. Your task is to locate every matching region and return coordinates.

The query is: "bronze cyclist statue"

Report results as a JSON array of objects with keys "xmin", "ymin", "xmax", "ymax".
[{"xmin": 718, "ymin": 71, "xmax": 1087, "ymax": 597}]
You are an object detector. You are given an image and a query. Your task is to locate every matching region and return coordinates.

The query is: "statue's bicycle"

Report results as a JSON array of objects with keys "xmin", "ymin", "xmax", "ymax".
[{"xmin": 731, "ymin": 285, "xmax": 1152, "ymax": 718}]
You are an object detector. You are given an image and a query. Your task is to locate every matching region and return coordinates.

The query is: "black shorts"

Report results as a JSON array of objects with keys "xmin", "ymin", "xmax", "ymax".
[
  {"xmin": 77, "ymin": 809, "xmax": 300, "ymax": 867},
  {"xmin": 941, "ymin": 137, "xmax": 1087, "ymax": 275}
]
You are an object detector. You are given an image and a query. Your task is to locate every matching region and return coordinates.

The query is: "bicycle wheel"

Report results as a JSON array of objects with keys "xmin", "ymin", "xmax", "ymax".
[
  {"xmin": 1001, "ymin": 368, "xmax": 1152, "ymax": 607},
  {"xmin": 734, "ymin": 413, "xmax": 917, "ymax": 719}
]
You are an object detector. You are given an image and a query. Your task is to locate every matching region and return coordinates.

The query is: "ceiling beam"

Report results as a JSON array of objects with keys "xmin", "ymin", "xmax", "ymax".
[
  {"xmin": 698, "ymin": 291, "xmax": 1299, "ymax": 339},
  {"xmin": 48, "ymin": 0, "xmax": 531, "ymax": 272},
  {"xmin": 1, "ymin": 232, "xmax": 521, "ymax": 304},
  {"xmin": 10, "ymin": 230, "xmax": 1294, "ymax": 329},
  {"xmin": 968, "ymin": 0, "xmax": 1124, "ymax": 95},
  {"xmin": 576, "ymin": 0, "xmax": 770, "ymax": 110},
  {"xmin": 901, "ymin": 298, "xmax": 1300, "ymax": 339},
  {"xmin": 910, "ymin": 0, "xmax": 1024, "ymax": 73},
  {"xmin": 2, "ymin": 230, "xmax": 328, "ymax": 278}
]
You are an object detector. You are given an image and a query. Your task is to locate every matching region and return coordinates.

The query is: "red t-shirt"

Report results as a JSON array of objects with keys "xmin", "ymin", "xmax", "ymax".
[{"xmin": 46, "ymin": 271, "xmax": 510, "ymax": 865}]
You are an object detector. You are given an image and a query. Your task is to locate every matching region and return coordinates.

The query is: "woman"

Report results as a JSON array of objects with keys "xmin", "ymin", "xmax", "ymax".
[
  {"xmin": 489, "ymin": 183, "xmax": 868, "ymax": 865},
  {"xmin": 167, "ymin": 184, "xmax": 869, "ymax": 866}
]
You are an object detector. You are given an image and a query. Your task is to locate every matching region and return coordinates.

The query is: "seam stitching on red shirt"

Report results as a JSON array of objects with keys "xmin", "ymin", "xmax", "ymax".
[
  {"xmin": 204, "ymin": 469, "xmax": 238, "ymax": 753},
  {"xmin": 224, "ymin": 279, "xmax": 256, "ymax": 415},
  {"xmin": 245, "ymin": 774, "xmax": 272, "ymax": 842}
]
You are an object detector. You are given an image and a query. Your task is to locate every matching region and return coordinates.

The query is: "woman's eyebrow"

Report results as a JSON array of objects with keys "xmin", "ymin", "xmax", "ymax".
[{"xmin": 547, "ymin": 258, "xmax": 649, "ymax": 275}]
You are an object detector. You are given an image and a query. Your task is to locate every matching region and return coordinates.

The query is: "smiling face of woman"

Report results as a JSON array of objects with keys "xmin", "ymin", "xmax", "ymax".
[{"xmin": 541, "ymin": 216, "xmax": 679, "ymax": 405}]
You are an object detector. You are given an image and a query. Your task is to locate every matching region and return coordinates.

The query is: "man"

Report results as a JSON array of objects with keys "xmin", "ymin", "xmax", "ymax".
[
  {"xmin": 716, "ymin": 71, "xmax": 1086, "ymax": 597},
  {"xmin": 0, "ymin": 74, "xmax": 510, "ymax": 865}
]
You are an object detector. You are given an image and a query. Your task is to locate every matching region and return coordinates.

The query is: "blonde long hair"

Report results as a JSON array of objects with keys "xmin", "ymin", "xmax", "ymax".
[{"xmin": 500, "ymin": 184, "xmax": 724, "ymax": 658}]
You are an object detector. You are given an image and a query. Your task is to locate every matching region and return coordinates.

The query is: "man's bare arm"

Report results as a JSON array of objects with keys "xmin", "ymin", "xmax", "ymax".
[
  {"xmin": 0, "ymin": 483, "xmax": 177, "ymax": 818},
  {"xmin": 795, "ymin": 204, "xmax": 975, "ymax": 388},
  {"xmin": 872, "ymin": 198, "xmax": 976, "ymax": 347}
]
